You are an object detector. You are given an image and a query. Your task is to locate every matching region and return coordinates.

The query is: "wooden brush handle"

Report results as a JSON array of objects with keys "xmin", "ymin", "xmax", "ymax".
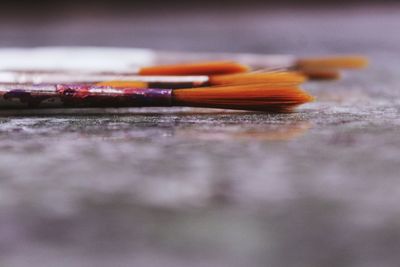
[{"xmin": 0, "ymin": 84, "xmax": 173, "ymax": 108}]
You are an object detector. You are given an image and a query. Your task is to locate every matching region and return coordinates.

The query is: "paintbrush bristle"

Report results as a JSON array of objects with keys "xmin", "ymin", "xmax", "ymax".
[
  {"xmin": 95, "ymin": 81, "xmax": 149, "ymax": 88},
  {"xmin": 297, "ymin": 55, "xmax": 369, "ymax": 70},
  {"xmin": 209, "ymin": 71, "xmax": 307, "ymax": 86},
  {"xmin": 139, "ymin": 61, "xmax": 250, "ymax": 76},
  {"xmin": 173, "ymin": 84, "xmax": 314, "ymax": 112},
  {"xmin": 299, "ymin": 69, "xmax": 341, "ymax": 80}
]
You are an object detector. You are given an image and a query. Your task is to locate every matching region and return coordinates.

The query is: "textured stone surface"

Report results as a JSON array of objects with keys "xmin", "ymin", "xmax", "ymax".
[{"xmin": 1, "ymin": 5, "xmax": 400, "ymax": 267}]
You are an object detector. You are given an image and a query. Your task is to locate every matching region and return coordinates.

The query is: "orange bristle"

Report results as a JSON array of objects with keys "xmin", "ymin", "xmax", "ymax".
[
  {"xmin": 209, "ymin": 71, "xmax": 307, "ymax": 86},
  {"xmin": 172, "ymin": 84, "xmax": 314, "ymax": 112},
  {"xmin": 299, "ymin": 69, "xmax": 341, "ymax": 80},
  {"xmin": 297, "ymin": 55, "xmax": 369, "ymax": 70},
  {"xmin": 139, "ymin": 61, "xmax": 250, "ymax": 76}
]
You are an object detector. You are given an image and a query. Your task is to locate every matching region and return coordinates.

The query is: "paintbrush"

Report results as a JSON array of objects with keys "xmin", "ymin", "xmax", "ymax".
[
  {"xmin": 97, "ymin": 71, "xmax": 306, "ymax": 88},
  {"xmin": 0, "ymin": 71, "xmax": 306, "ymax": 88},
  {"xmin": 0, "ymin": 47, "xmax": 367, "ymax": 76},
  {"xmin": 3, "ymin": 61, "xmax": 250, "ymax": 77},
  {"xmin": 155, "ymin": 52, "xmax": 369, "ymax": 70},
  {"xmin": 0, "ymin": 53, "xmax": 366, "ymax": 82},
  {"xmin": 155, "ymin": 53, "xmax": 368, "ymax": 80},
  {"xmin": 0, "ymin": 83, "xmax": 313, "ymax": 112}
]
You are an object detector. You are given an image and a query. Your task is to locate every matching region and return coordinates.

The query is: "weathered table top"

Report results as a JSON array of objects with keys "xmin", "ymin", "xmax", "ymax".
[{"xmin": 1, "ymin": 5, "xmax": 400, "ymax": 267}]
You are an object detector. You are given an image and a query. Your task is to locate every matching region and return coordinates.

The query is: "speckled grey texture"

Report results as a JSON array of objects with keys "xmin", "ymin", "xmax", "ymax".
[{"xmin": 1, "ymin": 5, "xmax": 400, "ymax": 267}]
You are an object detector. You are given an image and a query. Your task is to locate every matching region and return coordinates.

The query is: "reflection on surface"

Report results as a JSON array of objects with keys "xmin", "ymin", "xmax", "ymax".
[
  {"xmin": 0, "ymin": 107, "xmax": 311, "ymax": 142},
  {"xmin": 0, "ymin": 107, "xmax": 250, "ymax": 117},
  {"xmin": 176, "ymin": 123, "xmax": 311, "ymax": 141}
]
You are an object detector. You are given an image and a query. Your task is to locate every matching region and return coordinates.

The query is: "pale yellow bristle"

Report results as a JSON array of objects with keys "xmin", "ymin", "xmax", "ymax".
[
  {"xmin": 139, "ymin": 61, "xmax": 250, "ymax": 76},
  {"xmin": 96, "ymin": 81, "xmax": 148, "ymax": 88}
]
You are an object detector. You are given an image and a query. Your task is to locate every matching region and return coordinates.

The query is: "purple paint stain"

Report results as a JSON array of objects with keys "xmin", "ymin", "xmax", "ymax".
[{"xmin": 57, "ymin": 85, "xmax": 173, "ymax": 107}]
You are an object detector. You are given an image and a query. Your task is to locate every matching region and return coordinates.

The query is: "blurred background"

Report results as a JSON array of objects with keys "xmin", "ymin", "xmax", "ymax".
[
  {"xmin": 1, "ymin": 1, "xmax": 400, "ymax": 267},
  {"xmin": 0, "ymin": 0, "xmax": 397, "ymax": 54}
]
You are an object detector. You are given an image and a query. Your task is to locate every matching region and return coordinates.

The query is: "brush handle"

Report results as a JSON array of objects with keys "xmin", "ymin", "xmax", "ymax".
[
  {"xmin": 0, "ymin": 84, "xmax": 173, "ymax": 108},
  {"xmin": 0, "ymin": 71, "xmax": 209, "ymax": 87}
]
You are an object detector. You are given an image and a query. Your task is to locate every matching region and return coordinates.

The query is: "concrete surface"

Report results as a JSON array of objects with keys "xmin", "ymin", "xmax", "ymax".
[{"xmin": 1, "ymin": 5, "xmax": 400, "ymax": 267}]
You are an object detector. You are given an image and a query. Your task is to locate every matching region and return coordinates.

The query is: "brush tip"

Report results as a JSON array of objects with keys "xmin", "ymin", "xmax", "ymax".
[
  {"xmin": 297, "ymin": 55, "xmax": 369, "ymax": 70},
  {"xmin": 173, "ymin": 84, "xmax": 314, "ymax": 112}
]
